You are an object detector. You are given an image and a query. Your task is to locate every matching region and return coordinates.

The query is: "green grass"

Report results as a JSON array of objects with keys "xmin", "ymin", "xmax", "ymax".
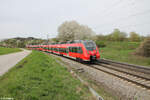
[
  {"xmin": 0, "ymin": 47, "xmax": 22, "ymax": 55},
  {"xmin": 0, "ymin": 51, "xmax": 92, "ymax": 100},
  {"xmin": 99, "ymin": 41, "xmax": 150, "ymax": 67}
]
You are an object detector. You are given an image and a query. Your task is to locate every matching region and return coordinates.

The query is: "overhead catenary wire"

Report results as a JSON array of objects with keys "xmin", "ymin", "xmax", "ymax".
[
  {"xmin": 94, "ymin": 0, "xmax": 150, "ymax": 34},
  {"xmin": 99, "ymin": 0, "xmax": 136, "ymax": 18},
  {"xmin": 95, "ymin": 1, "xmax": 150, "ymax": 27},
  {"xmin": 97, "ymin": 0, "xmax": 124, "ymax": 18}
]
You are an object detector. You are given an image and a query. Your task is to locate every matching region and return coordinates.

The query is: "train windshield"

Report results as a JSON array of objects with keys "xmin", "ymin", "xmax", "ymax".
[{"xmin": 83, "ymin": 41, "xmax": 96, "ymax": 51}]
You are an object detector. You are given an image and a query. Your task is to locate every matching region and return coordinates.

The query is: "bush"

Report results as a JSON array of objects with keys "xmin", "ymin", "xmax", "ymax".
[
  {"xmin": 96, "ymin": 41, "xmax": 106, "ymax": 48},
  {"xmin": 136, "ymin": 37, "xmax": 150, "ymax": 57},
  {"xmin": 129, "ymin": 32, "xmax": 141, "ymax": 42}
]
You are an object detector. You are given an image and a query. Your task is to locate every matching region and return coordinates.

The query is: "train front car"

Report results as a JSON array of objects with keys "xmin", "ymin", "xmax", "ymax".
[{"xmin": 82, "ymin": 40, "xmax": 100, "ymax": 61}]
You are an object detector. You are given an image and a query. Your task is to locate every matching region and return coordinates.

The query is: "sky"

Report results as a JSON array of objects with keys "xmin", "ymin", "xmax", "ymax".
[{"xmin": 0, "ymin": 0, "xmax": 150, "ymax": 39}]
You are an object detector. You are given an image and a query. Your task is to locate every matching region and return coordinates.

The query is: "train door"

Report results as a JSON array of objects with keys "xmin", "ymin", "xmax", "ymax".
[
  {"xmin": 66, "ymin": 47, "xmax": 69, "ymax": 56},
  {"xmin": 68, "ymin": 47, "xmax": 72, "ymax": 57}
]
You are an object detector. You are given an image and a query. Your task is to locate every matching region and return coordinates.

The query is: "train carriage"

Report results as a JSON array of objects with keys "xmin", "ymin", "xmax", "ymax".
[{"xmin": 27, "ymin": 40, "xmax": 100, "ymax": 62}]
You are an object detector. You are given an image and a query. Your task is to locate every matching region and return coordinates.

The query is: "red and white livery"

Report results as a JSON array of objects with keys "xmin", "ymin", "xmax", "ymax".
[{"xmin": 27, "ymin": 40, "xmax": 100, "ymax": 62}]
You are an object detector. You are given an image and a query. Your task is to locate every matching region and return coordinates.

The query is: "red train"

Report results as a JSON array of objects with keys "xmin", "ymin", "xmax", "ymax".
[{"xmin": 27, "ymin": 40, "xmax": 100, "ymax": 62}]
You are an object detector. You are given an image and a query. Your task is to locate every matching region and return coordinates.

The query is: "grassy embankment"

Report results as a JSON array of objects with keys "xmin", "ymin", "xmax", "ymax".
[
  {"xmin": 0, "ymin": 47, "xmax": 22, "ymax": 55},
  {"xmin": 0, "ymin": 51, "xmax": 93, "ymax": 100},
  {"xmin": 100, "ymin": 41, "xmax": 150, "ymax": 66}
]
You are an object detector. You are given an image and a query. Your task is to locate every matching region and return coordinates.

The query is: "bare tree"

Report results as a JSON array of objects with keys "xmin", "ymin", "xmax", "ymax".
[
  {"xmin": 58, "ymin": 21, "xmax": 95, "ymax": 41},
  {"xmin": 136, "ymin": 37, "xmax": 150, "ymax": 57}
]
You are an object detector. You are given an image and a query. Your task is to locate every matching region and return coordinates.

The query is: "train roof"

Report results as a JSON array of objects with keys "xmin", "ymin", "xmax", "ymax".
[{"xmin": 26, "ymin": 40, "xmax": 94, "ymax": 47}]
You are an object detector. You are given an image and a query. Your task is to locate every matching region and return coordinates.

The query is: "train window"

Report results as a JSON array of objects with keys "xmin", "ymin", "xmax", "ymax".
[
  {"xmin": 64, "ymin": 48, "xmax": 66, "ymax": 53},
  {"xmin": 61, "ymin": 48, "xmax": 63, "ymax": 52},
  {"xmin": 73, "ymin": 47, "xmax": 75, "ymax": 53},
  {"xmin": 71, "ymin": 47, "xmax": 73, "ymax": 52},
  {"xmin": 71, "ymin": 47, "xmax": 74, "ymax": 52},
  {"xmin": 72, "ymin": 47, "xmax": 75, "ymax": 53},
  {"xmin": 62, "ymin": 48, "xmax": 63, "ymax": 52},
  {"xmin": 74, "ymin": 47, "xmax": 77, "ymax": 53},
  {"xmin": 78, "ymin": 47, "xmax": 83, "ymax": 54},
  {"xmin": 66, "ymin": 48, "xmax": 68, "ymax": 53},
  {"xmin": 71, "ymin": 47, "xmax": 76, "ymax": 53},
  {"xmin": 63, "ymin": 48, "xmax": 65, "ymax": 53},
  {"xmin": 69, "ymin": 47, "xmax": 72, "ymax": 52}
]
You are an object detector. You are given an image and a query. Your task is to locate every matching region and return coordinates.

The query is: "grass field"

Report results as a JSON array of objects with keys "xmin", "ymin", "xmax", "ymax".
[
  {"xmin": 0, "ymin": 51, "xmax": 92, "ymax": 100},
  {"xmin": 0, "ymin": 47, "xmax": 22, "ymax": 55},
  {"xmin": 99, "ymin": 41, "xmax": 150, "ymax": 67}
]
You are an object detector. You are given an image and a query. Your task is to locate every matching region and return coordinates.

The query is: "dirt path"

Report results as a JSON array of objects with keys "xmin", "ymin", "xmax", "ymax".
[{"xmin": 0, "ymin": 49, "xmax": 31, "ymax": 76}]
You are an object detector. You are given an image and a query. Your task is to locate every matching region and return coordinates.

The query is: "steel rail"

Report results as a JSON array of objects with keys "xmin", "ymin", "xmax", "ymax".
[
  {"xmin": 98, "ymin": 59, "xmax": 150, "ymax": 74},
  {"xmin": 89, "ymin": 64, "xmax": 150, "ymax": 89},
  {"xmin": 95, "ymin": 62, "xmax": 150, "ymax": 81}
]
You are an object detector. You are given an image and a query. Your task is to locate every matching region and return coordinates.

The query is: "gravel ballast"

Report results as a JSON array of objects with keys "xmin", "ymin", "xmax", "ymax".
[{"xmin": 53, "ymin": 55, "xmax": 150, "ymax": 100}]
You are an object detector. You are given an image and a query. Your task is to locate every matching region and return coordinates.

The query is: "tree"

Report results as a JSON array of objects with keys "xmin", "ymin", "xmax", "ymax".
[
  {"xmin": 51, "ymin": 38, "xmax": 60, "ymax": 43},
  {"xmin": 107, "ymin": 29, "xmax": 127, "ymax": 41},
  {"xmin": 58, "ymin": 21, "xmax": 95, "ymax": 41},
  {"xmin": 129, "ymin": 32, "xmax": 141, "ymax": 42},
  {"xmin": 95, "ymin": 34, "xmax": 106, "ymax": 41}
]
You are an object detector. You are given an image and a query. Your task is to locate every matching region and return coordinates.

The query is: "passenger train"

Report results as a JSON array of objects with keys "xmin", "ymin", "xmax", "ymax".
[{"xmin": 27, "ymin": 40, "xmax": 100, "ymax": 62}]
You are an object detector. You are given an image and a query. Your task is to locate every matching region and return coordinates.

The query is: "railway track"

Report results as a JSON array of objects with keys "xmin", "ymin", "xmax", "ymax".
[
  {"xmin": 89, "ymin": 60, "xmax": 150, "ymax": 90},
  {"xmin": 99, "ymin": 59, "xmax": 150, "ymax": 75},
  {"xmin": 48, "ymin": 52, "xmax": 150, "ymax": 90}
]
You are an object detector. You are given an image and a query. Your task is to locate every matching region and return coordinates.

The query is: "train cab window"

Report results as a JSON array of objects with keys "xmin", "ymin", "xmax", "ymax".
[{"xmin": 83, "ymin": 41, "xmax": 96, "ymax": 51}]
